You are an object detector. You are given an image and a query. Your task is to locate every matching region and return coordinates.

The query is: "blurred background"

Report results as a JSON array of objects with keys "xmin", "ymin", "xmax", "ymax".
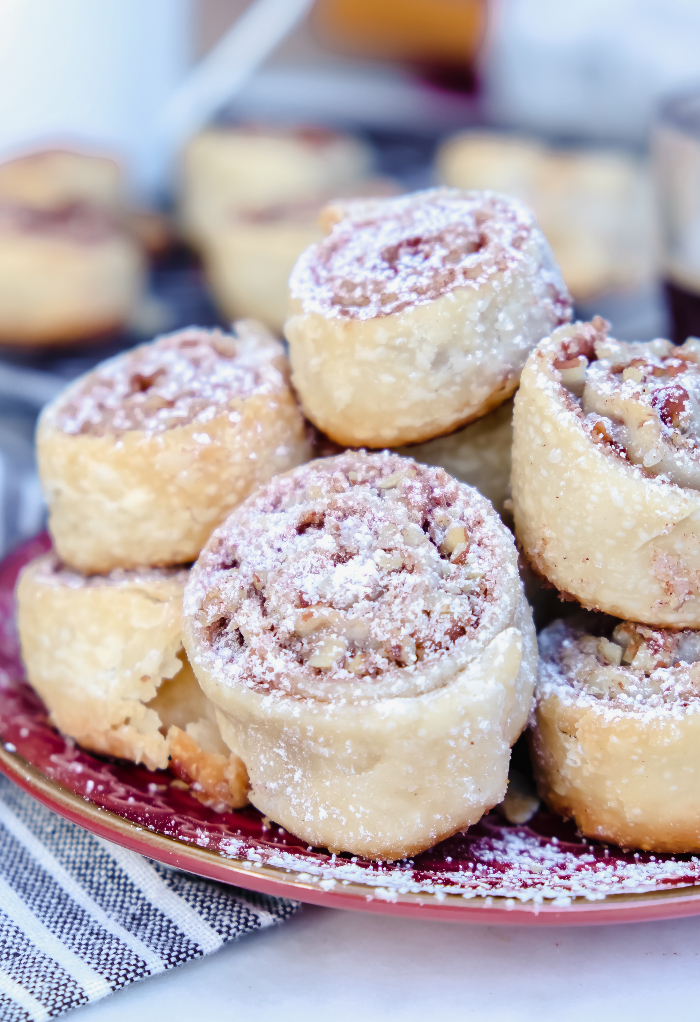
[{"xmin": 2, "ymin": 0, "xmax": 700, "ymax": 556}]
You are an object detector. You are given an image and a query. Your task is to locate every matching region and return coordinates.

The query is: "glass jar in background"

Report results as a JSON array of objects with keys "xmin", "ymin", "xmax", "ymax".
[{"xmin": 653, "ymin": 89, "xmax": 700, "ymax": 344}]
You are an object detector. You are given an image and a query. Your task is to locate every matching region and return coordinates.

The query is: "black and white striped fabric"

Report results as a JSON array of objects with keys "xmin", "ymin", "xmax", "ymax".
[{"xmin": 0, "ymin": 774, "xmax": 299, "ymax": 1021}]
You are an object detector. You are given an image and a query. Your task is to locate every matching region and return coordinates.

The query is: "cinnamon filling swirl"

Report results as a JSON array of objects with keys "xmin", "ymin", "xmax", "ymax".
[{"xmin": 188, "ymin": 451, "xmax": 513, "ymax": 699}]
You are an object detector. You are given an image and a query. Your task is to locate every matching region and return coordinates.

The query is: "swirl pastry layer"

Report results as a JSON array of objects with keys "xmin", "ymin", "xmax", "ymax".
[
  {"xmin": 184, "ymin": 451, "xmax": 536, "ymax": 860},
  {"xmin": 512, "ymin": 318, "xmax": 700, "ymax": 626},
  {"xmin": 16, "ymin": 552, "xmax": 249, "ymax": 808},
  {"xmin": 285, "ymin": 187, "xmax": 571, "ymax": 447},
  {"xmin": 38, "ymin": 320, "xmax": 311, "ymax": 573},
  {"xmin": 532, "ymin": 614, "xmax": 700, "ymax": 852}
]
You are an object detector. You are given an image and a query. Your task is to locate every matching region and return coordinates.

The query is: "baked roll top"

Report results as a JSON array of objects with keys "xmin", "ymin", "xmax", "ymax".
[
  {"xmin": 532, "ymin": 614, "xmax": 700, "ymax": 853},
  {"xmin": 512, "ymin": 318, "xmax": 700, "ymax": 626},
  {"xmin": 285, "ymin": 187, "xmax": 571, "ymax": 448},
  {"xmin": 38, "ymin": 320, "xmax": 311, "ymax": 572},
  {"xmin": 184, "ymin": 451, "xmax": 536, "ymax": 859}
]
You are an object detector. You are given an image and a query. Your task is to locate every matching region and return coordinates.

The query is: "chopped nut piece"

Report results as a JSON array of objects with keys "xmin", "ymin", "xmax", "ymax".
[
  {"xmin": 308, "ymin": 636, "xmax": 348, "ymax": 668},
  {"xmin": 597, "ymin": 637, "xmax": 623, "ymax": 666},
  {"xmin": 252, "ymin": 570, "xmax": 268, "ymax": 591},
  {"xmin": 376, "ymin": 472, "xmax": 402, "ymax": 489},
  {"xmin": 402, "ymin": 523, "xmax": 427, "ymax": 547},
  {"xmin": 294, "ymin": 608, "xmax": 341, "ymax": 637},
  {"xmin": 554, "ymin": 355, "xmax": 588, "ymax": 396},
  {"xmin": 346, "ymin": 652, "xmax": 367, "ymax": 674},
  {"xmin": 622, "ymin": 366, "xmax": 644, "ymax": 384},
  {"xmin": 450, "ymin": 542, "xmax": 470, "ymax": 564},
  {"xmin": 375, "ymin": 549, "xmax": 403, "ymax": 571},
  {"xmin": 441, "ymin": 524, "xmax": 467, "ymax": 555}
]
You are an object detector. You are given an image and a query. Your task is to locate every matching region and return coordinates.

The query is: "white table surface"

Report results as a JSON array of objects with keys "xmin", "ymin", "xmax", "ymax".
[{"xmin": 73, "ymin": 903, "xmax": 700, "ymax": 1022}]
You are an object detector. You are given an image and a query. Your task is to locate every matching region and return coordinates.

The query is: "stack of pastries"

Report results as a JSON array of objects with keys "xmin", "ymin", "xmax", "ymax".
[
  {"xmin": 513, "ymin": 317, "xmax": 700, "ymax": 852},
  {"xmin": 18, "ymin": 319, "xmax": 311, "ymax": 808},
  {"xmin": 19, "ymin": 183, "xmax": 580, "ymax": 859}
]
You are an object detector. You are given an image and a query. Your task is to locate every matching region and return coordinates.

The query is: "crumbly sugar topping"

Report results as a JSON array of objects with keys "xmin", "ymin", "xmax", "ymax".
[
  {"xmin": 0, "ymin": 201, "xmax": 118, "ymax": 243},
  {"xmin": 188, "ymin": 451, "xmax": 516, "ymax": 700},
  {"xmin": 538, "ymin": 615, "xmax": 700, "ymax": 715},
  {"xmin": 289, "ymin": 187, "xmax": 572, "ymax": 321},
  {"xmin": 550, "ymin": 319, "xmax": 700, "ymax": 490},
  {"xmin": 33, "ymin": 551, "xmax": 189, "ymax": 589},
  {"xmin": 53, "ymin": 322, "xmax": 287, "ymax": 437}
]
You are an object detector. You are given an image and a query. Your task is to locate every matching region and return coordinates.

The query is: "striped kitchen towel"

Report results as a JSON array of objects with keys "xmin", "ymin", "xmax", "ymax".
[{"xmin": 0, "ymin": 774, "xmax": 299, "ymax": 1021}]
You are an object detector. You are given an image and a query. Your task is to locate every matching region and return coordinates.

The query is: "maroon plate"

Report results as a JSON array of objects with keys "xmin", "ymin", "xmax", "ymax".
[{"xmin": 3, "ymin": 536, "xmax": 700, "ymax": 925}]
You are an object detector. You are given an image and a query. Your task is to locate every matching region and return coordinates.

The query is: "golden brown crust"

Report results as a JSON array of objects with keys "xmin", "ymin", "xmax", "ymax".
[
  {"xmin": 168, "ymin": 726, "xmax": 249, "ymax": 810},
  {"xmin": 38, "ymin": 321, "xmax": 312, "ymax": 572}
]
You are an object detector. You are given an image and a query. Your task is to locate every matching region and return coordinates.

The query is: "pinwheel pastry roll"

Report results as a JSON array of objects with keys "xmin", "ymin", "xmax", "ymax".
[
  {"xmin": 16, "ymin": 553, "xmax": 248, "ymax": 808},
  {"xmin": 512, "ymin": 318, "xmax": 700, "ymax": 627},
  {"xmin": 0, "ymin": 197, "xmax": 144, "ymax": 346},
  {"xmin": 395, "ymin": 398, "xmax": 513, "ymax": 518},
  {"xmin": 285, "ymin": 187, "xmax": 571, "ymax": 448},
  {"xmin": 184, "ymin": 451, "xmax": 537, "ymax": 860},
  {"xmin": 180, "ymin": 126, "xmax": 372, "ymax": 247},
  {"xmin": 38, "ymin": 320, "xmax": 312, "ymax": 573},
  {"xmin": 532, "ymin": 614, "xmax": 700, "ymax": 853}
]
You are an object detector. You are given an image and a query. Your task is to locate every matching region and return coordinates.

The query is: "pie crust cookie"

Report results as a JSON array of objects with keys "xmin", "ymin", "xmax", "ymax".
[
  {"xmin": 532, "ymin": 614, "xmax": 700, "ymax": 853},
  {"xmin": 395, "ymin": 398, "xmax": 513, "ymax": 518},
  {"xmin": 183, "ymin": 451, "xmax": 537, "ymax": 860},
  {"xmin": 180, "ymin": 126, "xmax": 372, "ymax": 248},
  {"xmin": 37, "ymin": 320, "xmax": 312, "ymax": 573},
  {"xmin": 16, "ymin": 553, "xmax": 249, "ymax": 808},
  {"xmin": 512, "ymin": 318, "xmax": 700, "ymax": 627},
  {"xmin": 285, "ymin": 187, "xmax": 571, "ymax": 448},
  {"xmin": 0, "ymin": 198, "xmax": 144, "ymax": 346}
]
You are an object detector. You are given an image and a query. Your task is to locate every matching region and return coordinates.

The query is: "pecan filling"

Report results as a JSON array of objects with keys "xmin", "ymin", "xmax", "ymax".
[
  {"xmin": 195, "ymin": 454, "xmax": 504, "ymax": 693},
  {"xmin": 554, "ymin": 323, "xmax": 700, "ymax": 489},
  {"xmin": 543, "ymin": 618, "xmax": 700, "ymax": 708}
]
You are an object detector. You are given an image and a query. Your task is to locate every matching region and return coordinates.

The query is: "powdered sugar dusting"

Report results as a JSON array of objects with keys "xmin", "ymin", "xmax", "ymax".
[
  {"xmin": 53, "ymin": 321, "xmax": 287, "ymax": 437},
  {"xmin": 290, "ymin": 187, "xmax": 572, "ymax": 321},
  {"xmin": 218, "ymin": 812, "xmax": 700, "ymax": 906},
  {"xmin": 186, "ymin": 451, "xmax": 519, "ymax": 700}
]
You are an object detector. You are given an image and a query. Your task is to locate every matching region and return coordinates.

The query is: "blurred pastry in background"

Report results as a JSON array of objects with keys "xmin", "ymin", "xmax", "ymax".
[
  {"xmin": 37, "ymin": 320, "xmax": 311, "ymax": 573},
  {"xmin": 286, "ymin": 187, "xmax": 571, "ymax": 448},
  {"xmin": 203, "ymin": 179, "xmax": 400, "ymax": 334},
  {"xmin": 437, "ymin": 132, "xmax": 656, "ymax": 302},
  {"xmin": 17, "ymin": 552, "xmax": 249, "ymax": 810},
  {"xmin": 0, "ymin": 148, "xmax": 147, "ymax": 346},
  {"xmin": 180, "ymin": 125, "xmax": 373, "ymax": 249},
  {"xmin": 394, "ymin": 398, "xmax": 513, "ymax": 518}
]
